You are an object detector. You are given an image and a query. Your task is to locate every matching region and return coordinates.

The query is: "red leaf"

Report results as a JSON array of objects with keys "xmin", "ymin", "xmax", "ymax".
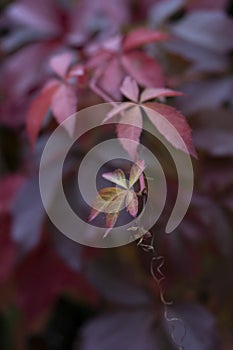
[
  {"xmin": 97, "ymin": 57, "xmax": 125, "ymax": 101},
  {"xmin": 51, "ymin": 83, "xmax": 78, "ymax": 128},
  {"xmin": 120, "ymin": 76, "xmax": 139, "ymax": 102},
  {"xmin": 123, "ymin": 28, "xmax": 169, "ymax": 51},
  {"xmin": 122, "ymin": 51, "xmax": 164, "ymax": 88},
  {"xmin": 140, "ymin": 88, "xmax": 183, "ymax": 103},
  {"xmin": 15, "ymin": 241, "xmax": 97, "ymax": 321},
  {"xmin": 116, "ymin": 106, "xmax": 143, "ymax": 160},
  {"xmin": 144, "ymin": 102, "xmax": 197, "ymax": 157},
  {"xmin": 49, "ymin": 52, "xmax": 74, "ymax": 78},
  {"xmin": 26, "ymin": 80, "xmax": 59, "ymax": 148}
]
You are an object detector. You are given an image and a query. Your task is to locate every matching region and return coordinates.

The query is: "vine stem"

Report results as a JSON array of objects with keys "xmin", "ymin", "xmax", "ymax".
[{"xmin": 138, "ymin": 233, "xmax": 186, "ymax": 350}]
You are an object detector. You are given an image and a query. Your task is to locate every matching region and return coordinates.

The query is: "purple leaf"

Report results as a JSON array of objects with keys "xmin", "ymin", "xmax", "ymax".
[
  {"xmin": 5, "ymin": 0, "xmax": 61, "ymax": 35},
  {"xmin": 171, "ymin": 11, "xmax": 233, "ymax": 53},
  {"xmin": 12, "ymin": 175, "xmax": 45, "ymax": 251}
]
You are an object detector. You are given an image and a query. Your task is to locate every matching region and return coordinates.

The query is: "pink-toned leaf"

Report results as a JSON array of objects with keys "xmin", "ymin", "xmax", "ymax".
[
  {"xmin": 97, "ymin": 57, "xmax": 125, "ymax": 101},
  {"xmin": 140, "ymin": 88, "xmax": 183, "ymax": 103},
  {"xmin": 129, "ymin": 160, "xmax": 146, "ymax": 188},
  {"xmin": 120, "ymin": 76, "xmax": 139, "ymax": 102},
  {"xmin": 126, "ymin": 190, "xmax": 138, "ymax": 217},
  {"xmin": 144, "ymin": 102, "xmax": 197, "ymax": 157},
  {"xmin": 116, "ymin": 105, "xmax": 143, "ymax": 160},
  {"xmin": 49, "ymin": 52, "xmax": 74, "ymax": 78},
  {"xmin": 122, "ymin": 51, "xmax": 164, "ymax": 88},
  {"xmin": 51, "ymin": 83, "xmax": 78, "ymax": 131},
  {"xmin": 103, "ymin": 103, "xmax": 134, "ymax": 123},
  {"xmin": 102, "ymin": 169, "xmax": 127, "ymax": 189},
  {"xmin": 123, "ymin": 28, "xmax": 169, "ymax": 51},
  {"xmin": 26, "ymin": 80, "xmax": 59, "ymax": 148}
]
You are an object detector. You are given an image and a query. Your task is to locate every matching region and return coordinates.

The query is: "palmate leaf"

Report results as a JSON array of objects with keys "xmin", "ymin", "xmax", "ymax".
[
  {"xmin": 102, "ymin": 169, "xmax": 127, "ymax": 189},
  {"xmin": 89, "ymin": 161, "xmax": 145, "ymax": 237}
]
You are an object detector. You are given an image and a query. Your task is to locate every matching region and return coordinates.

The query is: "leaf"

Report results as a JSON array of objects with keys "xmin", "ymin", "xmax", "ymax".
[
  {"xmin": 125, "ymin": 190, "xmax": 138, "ymax": 217},
  {"xmin": 171, "ymin": 11, "xmax": 233, "ymax": 53},
  {"xmin": 120, "ymin": 76, "xmax": 139, "ymax": 102},
  {"xmin": 140, "ymin": 88, "xmax": 183, "ymax": 103},
  {"xmin": 51, "ymin": 83, "xmax": 78, "ymax": 130},
  {"xmin": 15, "ymin": 241, "xmax": 96, "ymax": 322},
  {"xmin": 26, "ymin": 80, "xmax": 59, "ymax": 148},
  {"xmin": 12, "ymin": 175, "xmax": 45, "ymax": 251},
  {"xmin": 103, "ymin": 102, "xmax": 134, "ymax": 123},
  {"xmin": 116, "ymin": 105, "xmax": 143, "ymax": 160},
  {"xmin": 122, "ymin": 51, "xmax": 164, "ymax": 88},
  {"xmin": 80, "ymin": 309, "xmax": 167, "ymax": 350},
  {"xmin": 123, "ymin": 28, "xmax": 169, "ymax": 51},
  {"xmin": 193, "ymin": 129, "xmax": 233, "ymax": 156},
  {"xmin": 97, "ymin": 57, "xmax": 125, "ymax": 101},
  {"xmin": 129, "ymin": 160, "xmax": 145, "ymax": 188},
  {"xmin": 5, "ymin": 0, "xmax": 61, "ymax": 34},
  {"xmin": 86, "ymin": 257, "xmax": 151, "ymax": 306},
  {"xmin": 88, "ymin": 187, "xmax": 125, "ymax": 222},
  {"xmin": 49, "ymin": 52, "xmax": 74, "ymax": 78},
  {"xmin": 149, "ymin": 0, "xmax": 185, "ymax": 27},
  {"xmin": 144, "ymin": 102, "xmax": 197, "ymax": 157},
  {"xmin": 102, "ymin": 169, "xmax": 127, "ymax": 189}
]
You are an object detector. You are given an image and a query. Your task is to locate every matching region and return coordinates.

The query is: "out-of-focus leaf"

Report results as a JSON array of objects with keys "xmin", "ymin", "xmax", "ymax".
[
  {"xmin": 120, "ymin": 76, "xmax": 139, "ymax": 102},
  {"xmin": 86, "ymin": 258, "xmax": 151, "ymax": 306},
  {"xmin": 15, "ymin": 241, "xmax": 97, "ymax": 321},
  {"xmin": 149, "ymin": 0, "xmax": 185, "ymax": 27},
  {"xmin": 144, "ymin": 102, "xmax": 197, "ymax": 157},
  {"xmin": 51, "ymin": 83, "xmax": 78, "ymax": 127},
  {"xmin": 187, "ymin": 0, "xmax": 228, "ymax": 11},
  {"xmin": 26, "ymin": 80, "xmax": 59, "ymax": 148},
  {"xmin": 176, "ymin": 78, "xmax": 233, "ymax": 114},
  {"xmin": 193, "ymin": 129, "xmax": 233, "ymax": 156},
  {"xmin": 5, "ymin": 0, "xmax": 61, "ymax": 34},
  {"xmin": 123, "ymin": 27, "xmax": 169, "ymax": 51},
  {"xmin": 12, "ymin": 175, "xmax": 45, "ymax": 251},
  {"xmin": 122, "ymin": 51, "xmax": 164, "ymax": 88},
  {"xmin": 165, "ymin": 303, "xmax": 219, "ymax": 350},
  {"xmin": 49, "ymin": 52, "xmax": 74, "ymax": 78},
  {"xmin": 171, "ymin": 11, "xmax": 233, "ymax": 53},
  {"xmin": 0, "ymin": 175, "xmax": 25, "ymax": 213}
]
